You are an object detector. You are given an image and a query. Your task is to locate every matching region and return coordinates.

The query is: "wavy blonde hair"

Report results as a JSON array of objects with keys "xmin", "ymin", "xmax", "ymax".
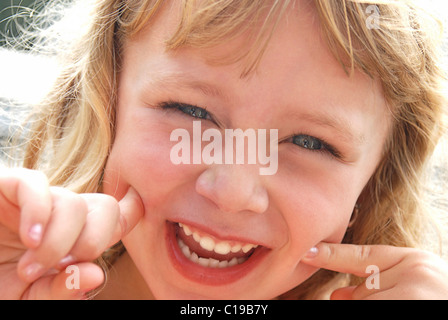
[{"xmin": 21, "ymin": 0, "xmax": 447, "ymax": 299}]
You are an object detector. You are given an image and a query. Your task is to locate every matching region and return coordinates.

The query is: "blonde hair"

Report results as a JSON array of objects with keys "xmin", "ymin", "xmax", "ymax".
[{"xmin": 20, "ymin": 0, "xmax": 447, "ymax": 299}]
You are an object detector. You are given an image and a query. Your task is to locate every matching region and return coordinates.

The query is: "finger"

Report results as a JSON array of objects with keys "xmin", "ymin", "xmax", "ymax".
[
  {"xmin": 67, "ymin": 193, "xmax": 120, "ymax": 262},
  {"xmin": 0, "ymin": 168, "xmax": 52, "ymax": 248},
  {"xmin": 110, "ymin": 186, "xmax": 144, "ymax": 245},
  {"xmin": 22, "ymin": 262, "xmax": 104, "ymax": 300},
  {"xmin": 17, "ymin": 187, "xmax": 88, "ymax": 282},
  {"xmin": 330, "ymin": 286, "xmax": 356, "ymax": 300},
  {"xmin": 301, "ymin": 242, "xmax": 411, "ymax": 277},
  {"xmin": 332, "ymin": 284, "xmax": 390, "ymax": 301}
]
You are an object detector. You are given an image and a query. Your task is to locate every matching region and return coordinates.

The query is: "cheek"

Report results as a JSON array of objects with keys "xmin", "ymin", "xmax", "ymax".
[
  {"xmin": 102, "ymin": 110, "xmax": 192, "ymax": 205},
  {"xmin": 273, "ymin": 163, "xmax": 362, "ymax": 250}
]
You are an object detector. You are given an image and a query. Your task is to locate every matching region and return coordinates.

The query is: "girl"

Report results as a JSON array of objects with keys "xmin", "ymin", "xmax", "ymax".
[{"xmin": 0, "ymin": 0, "xmax": 447, "ymax": 299}]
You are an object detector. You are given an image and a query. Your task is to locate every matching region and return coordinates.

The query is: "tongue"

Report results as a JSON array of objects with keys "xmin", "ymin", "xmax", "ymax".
[{"xmin": 176, "ymin": 224, "xmax": 254, "ymax": 261}]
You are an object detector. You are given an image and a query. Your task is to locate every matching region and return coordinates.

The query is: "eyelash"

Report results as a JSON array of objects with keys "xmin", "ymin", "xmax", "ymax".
[
  {"xmin": 158, "ymin": 101, "xmax": 342, "ymax": 159},
  {"xmin": 159, "ymin": 101, "xmax": 212, "ymax": 121},
  {"xmin": 286, "ymin": 134, "xmax": 342, "ymax": 159}
]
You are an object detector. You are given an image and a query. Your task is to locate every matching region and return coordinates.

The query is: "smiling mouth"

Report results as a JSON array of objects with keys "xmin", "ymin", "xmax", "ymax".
[
  {"xmin": 176, "ymin": 222, "xmax": 258, "ymax": 268},
  {"xmin": 166, "ymin": 221, "xmax": 268, "ymax": 285}
]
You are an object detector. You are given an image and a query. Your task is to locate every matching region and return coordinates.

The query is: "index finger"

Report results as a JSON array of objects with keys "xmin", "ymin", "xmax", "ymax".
[
  {"xmin": 301, "ymin": 242, "xmax": 412, "ymax": 277},
  {"xmin": 110, "ymin": 186, "xmax": 144, "ymax": 245}
]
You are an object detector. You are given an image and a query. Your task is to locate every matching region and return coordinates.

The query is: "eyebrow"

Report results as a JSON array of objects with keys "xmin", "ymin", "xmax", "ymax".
[
  {"xmin": 149, "ymin": 71, "xmax": 365, "ymax": 145},
  {"xmin": 289, "ymin": 111, "xmax": 365, "ymax": 146},
  {"xmin": 150, "ymin": 71, "xmax": 228, "ymax": 100}
]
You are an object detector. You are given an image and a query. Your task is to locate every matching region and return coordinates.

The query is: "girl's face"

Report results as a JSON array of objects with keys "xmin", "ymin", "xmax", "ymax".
[{"xmin": 103, "ymin": 2, "xmax": 391, "ymax": 299}]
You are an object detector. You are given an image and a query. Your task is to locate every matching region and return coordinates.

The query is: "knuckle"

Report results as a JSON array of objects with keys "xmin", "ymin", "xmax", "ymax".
[
  {"xmin": 98, "ymin": 194, "xmax": 120, "ymax": 213},
  {"xmin": 407, "ymin": 260, "xmax": 436, "ymax": 279},
  {"xmin": 320, "ymin": 244, "xmax": 336, "ymax": 267},
  {"xmin": 52, "ymin": 187, "xmax": 88, "ymax": 214},
  {"xmin": 66, "ymin": 195, "xmax": 89, "ymax": 217},
  {"xmin": 401, "ymin": 250, "xmax": 438, "ymax": 280},
  {"xmin": 356, "ymin": 245, "xmax": 372, "ymax": 263},
  {"xmin": 50, "ymin": 188, "xmax": 88, "ymax": 220},
  {"xmin": 79, "ymin": 235, "xmax": 104, "ymax": 259},
  {"xmin": 85, "ymin": 193, "xmax": 120, "ymax": 216}
]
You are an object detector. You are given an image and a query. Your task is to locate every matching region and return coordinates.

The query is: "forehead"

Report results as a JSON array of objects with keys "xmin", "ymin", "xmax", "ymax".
[
  {"xmin": 125, "ymin": 1, "xmax": 387, "ymax": 102},
  {"xmin": 121, "ymin": 0, "xmax": 390, "ymax": 141}
]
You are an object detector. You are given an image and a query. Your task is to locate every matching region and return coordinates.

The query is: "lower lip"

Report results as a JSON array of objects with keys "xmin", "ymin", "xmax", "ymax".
[{"xmin": 165, "ymin": 221, "xmax": 269, "ymax": 286}]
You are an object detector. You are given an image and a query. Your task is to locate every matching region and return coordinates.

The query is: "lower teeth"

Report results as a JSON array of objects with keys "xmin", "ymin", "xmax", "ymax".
[{"xmin": 177, "ymin": 237, "xmax": 247, "ymax": 268}]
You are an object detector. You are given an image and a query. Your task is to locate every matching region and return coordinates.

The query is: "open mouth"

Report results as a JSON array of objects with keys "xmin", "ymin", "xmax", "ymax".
[
  {"xmin": 176, "ymin": 222, "xmax": 258, "ymax": 268},
  {"xmin": 166, "ymin": 221, "xmax": 269, "ymax": 285}
]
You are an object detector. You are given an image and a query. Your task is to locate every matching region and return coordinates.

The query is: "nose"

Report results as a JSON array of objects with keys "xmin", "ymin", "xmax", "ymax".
[{"xmin": 195, "ymin": 165, "xmax": 269, "ymax": 214}]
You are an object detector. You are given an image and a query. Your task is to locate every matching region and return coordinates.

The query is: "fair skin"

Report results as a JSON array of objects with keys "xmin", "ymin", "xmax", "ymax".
[{"xmin": 0, "ymin": 1, "xmax": 447, "ymax": 300}]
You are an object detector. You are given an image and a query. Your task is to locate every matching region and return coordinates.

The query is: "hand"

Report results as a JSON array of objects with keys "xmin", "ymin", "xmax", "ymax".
[
  {"xmin": 0, "ymin": 168, "xmax": 144, "ymax": 299},
  {"xmin": 301, "ymin": 242, "xmax": 448, "ymax": 300}
]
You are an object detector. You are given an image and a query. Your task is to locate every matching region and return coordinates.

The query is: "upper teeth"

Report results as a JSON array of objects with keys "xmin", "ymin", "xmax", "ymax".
[{"xmin": 179, "ymin": 223, "xmax": 258, "ymax": 255}]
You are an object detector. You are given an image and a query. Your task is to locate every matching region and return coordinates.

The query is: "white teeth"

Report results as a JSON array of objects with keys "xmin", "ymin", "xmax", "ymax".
[
  {"xmin": 177, "ymin": 230, "xmax": 250, "ymax": 268},
  {"xmin": 209, "ymin": 258, "xmax": 220, "ymax": 268},
  {"xmin": 214, "ymin": 242, "xmax": 231, "ymax": 255},
  {"xmin": 178, "ymin": 222, "xmax": 258, "ymax": 256},
  {"xmin": 218, "ymin": 260, "xmax": 229, "ymax": 268},
  {"xmin": 181, "ymin": 242, "xmax": 191, "ymax": 257},
  {"xmin": 199, "ymin": 236, "xmax": 215, "ymax": 252},
  {"xmin": 198, "ymin": 257, "xmax": 210, "ymax": 267},
  {"xmin": 190, "ymin": 251, "xmax": 199, "ymax": 263},
  {"xmin": 242, "ymin": 243, "xmax": 258, "ymax": 253},
  {"xmin": 192, "ymin": 231, "xmax": 201, "ymax": 243},
  {"xmin": 182, "ymin": 223, "xmax": 192, "ymax": 236},
  {"xmin": 177, "ymin": 237, "xmax": 248, "ymax": 268},
  {"xmin": 231, "ymin": 243, "xmax": 242, "ymax": 253}
]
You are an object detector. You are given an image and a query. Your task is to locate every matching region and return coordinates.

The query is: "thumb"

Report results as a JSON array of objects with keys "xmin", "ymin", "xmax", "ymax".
[
  {"xmin": 112, "ymin": 187, "xmax": 144, "ymax": 243},
  {"xmin": 330, "ymin": 286, "xmax": 357, "ymax": 300}
]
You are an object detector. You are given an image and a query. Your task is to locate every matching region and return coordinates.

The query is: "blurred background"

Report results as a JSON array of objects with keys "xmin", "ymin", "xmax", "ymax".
[
  {"xmin": 0, "ymin": 0, "xmax": 58, "ymax": 162},
  {"xmin": 0, "ymin": 0, "xmax": 45, "ymax": 47}
]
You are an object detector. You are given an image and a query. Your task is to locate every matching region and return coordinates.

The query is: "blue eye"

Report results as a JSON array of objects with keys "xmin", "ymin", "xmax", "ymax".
[
  {"xmin": 159, "ymin": 101, "xmax": 211, "ymax": 120},
  {"xmin": 290, "ymin": 134, "xmax": 342, "ymax": 159},
  {"xmin": 178, "ymin": 105, "xmax": 210, "ymax": 120},
  {"xmin": 292, "ymin": 134, "xmax": 323, "ymax": 150}
]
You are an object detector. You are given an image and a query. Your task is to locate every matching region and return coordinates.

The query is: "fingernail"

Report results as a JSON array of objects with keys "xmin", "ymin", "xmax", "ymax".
[
  {"xmin": 305, "ymin": 246, "xmax": 319, "ymax": 259},
  {"xmin": 23, "ymin": 262, "xmax": 44, "ymax": 281},
  {"xmin": 28, "ymin": 223, "xmax": 43, "ymax": 245},
  {"xmin": 58, "ymin": 255, "xmax": 76, "ymax": 269}
]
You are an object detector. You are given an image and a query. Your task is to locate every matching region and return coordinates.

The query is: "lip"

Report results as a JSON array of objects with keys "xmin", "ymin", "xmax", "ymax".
[{"xmin": 165, "ymin": 221, "xmax": 270, "ymax": 286}]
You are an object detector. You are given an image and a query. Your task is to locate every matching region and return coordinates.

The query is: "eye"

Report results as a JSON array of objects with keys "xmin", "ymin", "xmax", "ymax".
[
  {"xmin": 292, "ymin": 134, "xmax": 323, "ymax": 150},
  {"xmin": 178, "ymin": 104, "xmax": 210, "ymax": 119},
  {"xmin": 160, "ymin": 101, "xmax": 212, "ymax": 120},
  {"xmin": 289, "ymin": 134, "xmax": 342, "ymax": 159}
]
